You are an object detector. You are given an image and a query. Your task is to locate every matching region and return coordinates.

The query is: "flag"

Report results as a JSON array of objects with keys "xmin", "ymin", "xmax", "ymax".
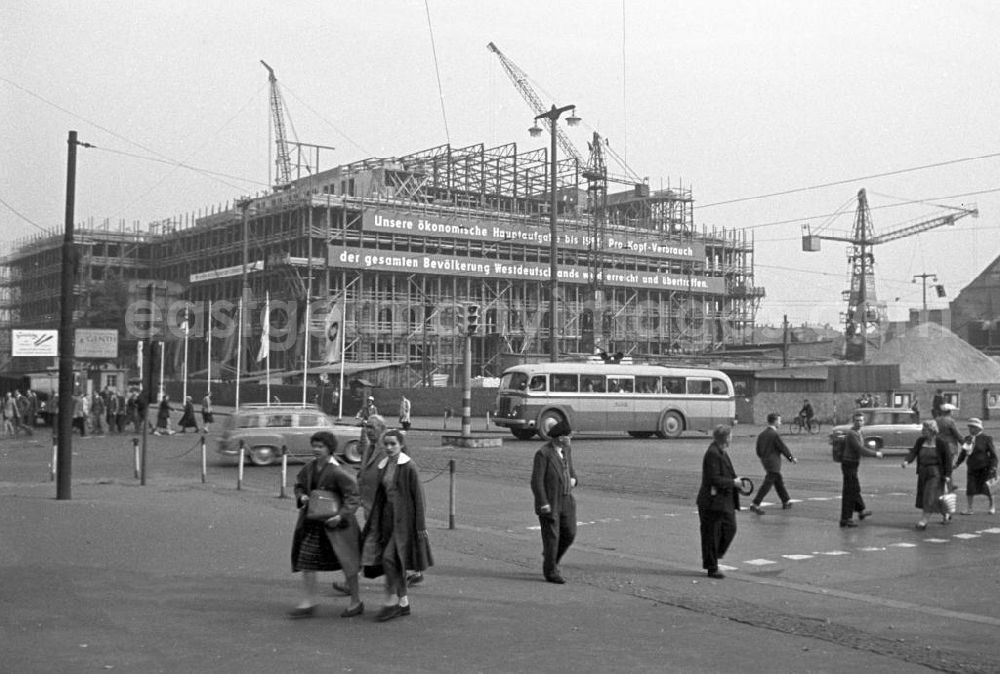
[
  {"xmin": 324, "ymin": 299, "xmax": 343, "ymax": 364},
  {"xmin": 257, "ymin": 293, "xmax": 270, "ymax": 362},
  {"xmin": 137, "ymin": 339, "xmax": 144, "ymax": 372}
]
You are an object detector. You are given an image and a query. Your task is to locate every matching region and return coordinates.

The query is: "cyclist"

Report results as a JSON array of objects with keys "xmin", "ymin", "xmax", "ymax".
[{"xmin": 797, "ymin": 399, "xmax": 815, "ymax": 431}]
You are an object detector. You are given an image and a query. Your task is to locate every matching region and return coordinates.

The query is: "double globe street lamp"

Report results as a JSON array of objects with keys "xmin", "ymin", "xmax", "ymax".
[{"xmin": 530, "ymin": 104, "xmax": 580, "ymax": 361}]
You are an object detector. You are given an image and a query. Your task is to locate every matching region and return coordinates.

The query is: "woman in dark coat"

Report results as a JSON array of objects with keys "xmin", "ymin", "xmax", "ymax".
[
  {"xmin": 955, "ymin": 418, "xmax": 997, "ymax": 515},
  {"xmin": 288, "ymin": 431, "xmax": 363, "ymax": 619},
  {"xmin": 177, "ymin": 396, "xmax": 198, "ymax": 432},
  {"xmin": 901, "ymin": 419, "xmax": 953, "ymax": 529},
  {"xmin": 154, "ymin": 395, "xmax": 172, "ymax": 435},
  {"xmin": 361, "ymin": 429, "xmax": 433, "ymax": 621}
]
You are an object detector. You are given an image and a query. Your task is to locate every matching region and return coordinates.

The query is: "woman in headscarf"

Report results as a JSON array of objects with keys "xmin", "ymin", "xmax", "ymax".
[
  {"xmin": 901, "ymin": 419, "xmax": 953, "ymax": 529},
  {"xmin": 288, "ymin": 431, "xmax": 363, "ymax": 619},
  {"xmin": 360, "ymin": 429, "xmax": 433, "ymax": 621},
  {"xmin": 955, "ymin": 418, "xmax": 997, "ymax": 515},
  {"xmin": 177, "ymin": 395, "xmax": 198, "ymax": 433}
]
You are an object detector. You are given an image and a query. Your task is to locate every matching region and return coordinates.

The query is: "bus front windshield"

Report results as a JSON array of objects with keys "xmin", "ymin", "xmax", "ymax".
[{"xmin": 499, "ymin": 372, "xmax": 529, "ymax": 393}]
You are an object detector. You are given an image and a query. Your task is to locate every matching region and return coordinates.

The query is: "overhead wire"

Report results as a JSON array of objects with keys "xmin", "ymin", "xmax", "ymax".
[
  {"xmin": 0, "ymin": 195, "xmax": 47, "ymax": 233},
  {"xmin": 424, "ymin": 0, "xmax": 451, "ymax": 145}
]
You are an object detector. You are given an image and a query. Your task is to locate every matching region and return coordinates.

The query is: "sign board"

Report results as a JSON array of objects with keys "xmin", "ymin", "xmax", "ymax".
[
  {"xmin": 12, "ymin": 329, "xmax": 58, "ymax": 357},
  {"xmin": 75, "ymin": 329, "xmax": 119, "ymax": 359}
]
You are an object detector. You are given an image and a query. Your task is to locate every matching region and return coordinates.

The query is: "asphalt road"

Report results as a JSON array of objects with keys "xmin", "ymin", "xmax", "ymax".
[{"xmin": 2, "ymin": 419, "xmax": 999, "ymax": 672}]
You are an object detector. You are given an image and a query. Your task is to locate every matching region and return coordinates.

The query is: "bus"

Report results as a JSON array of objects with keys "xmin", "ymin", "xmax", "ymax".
[{"xmin": 493, "ymin": 361, "xmax": 736, "ymax": 440}]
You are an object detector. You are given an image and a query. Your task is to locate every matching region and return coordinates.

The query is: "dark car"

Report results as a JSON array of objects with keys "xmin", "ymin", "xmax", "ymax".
[
  {"xmin": 829, "ymin": 407, "xmax": 923, "ymax": 456},
  {"xmin": 216, "ymin": 403, "xmax": 362, "ymax": 467}
]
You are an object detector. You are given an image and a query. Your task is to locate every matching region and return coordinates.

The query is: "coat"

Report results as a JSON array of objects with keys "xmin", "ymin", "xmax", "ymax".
[
  {"xmin": 178, "ymin": 401, "xmax": 198, "ymax": 429},
  {"xmin": 755, "ymin": 426, "xmax": 794, "ymax": 472},
  {"xmin": 903, "ymin": 436, "xmax": 952, "ymax": 511},
  {"xmin": 530, "ymin": 442, "xmax": 577, "ymax": 518},
  {"xmin": 360, "ymin": 453, "xmax": 433, "ymax": 578},
  {"xmin": 956, "ymin": 433, "xmax": 997, "ymax": 472},
  {"xmin": 356, "ymin": 430, "xmax": 386, "ymax": 512},
  {"xmin": 841, "ymin": 428, "xmax": 880, "ymax": 463},
  {"xmin": 696, "ymin": 441, "xmax": 739, "ymax": 513},
  {"xmin": 290, "ymin": 458, "xmax": 362, "ymax": 573}
]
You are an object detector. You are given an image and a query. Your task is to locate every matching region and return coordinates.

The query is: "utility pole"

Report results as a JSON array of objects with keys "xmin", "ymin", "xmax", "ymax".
[
  {"xmin": 912, "ymin": 272, "xmax": 938, "ymax": 313},
  {"xmin": 57, "ymin": 131, "xmax": 91, "ymax": 500},
  {"xmin": 782, "ymin": 314, "xmax": 789, "ymax": 368}
]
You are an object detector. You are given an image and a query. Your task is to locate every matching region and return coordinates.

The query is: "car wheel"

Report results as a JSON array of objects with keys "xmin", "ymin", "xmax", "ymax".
[
  {"xmin": 510, "ymin": 428, "xmax": 536, "ymax": 440},
  {"xmin": 536, "ymin": 411, "xmax": 565, "ymax": 440},
  {"xmin": 658, "ymin": 411, "xmax": 684, "ymax": 439},
  {"xmin": 249, "ymin": 445, "xmax": 277, "ymax": 466},
  {"xmin": 339, "ymin": 440, "xmax": 361, "ymax": 464}
]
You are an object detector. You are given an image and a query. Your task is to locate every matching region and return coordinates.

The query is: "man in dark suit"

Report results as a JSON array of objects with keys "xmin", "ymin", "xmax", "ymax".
[
  {"xmin": 696, "ymin": 425, "xmax": 745, "ymax": 579},
  {"xmin": 530, "ymin": 420, "xmax": 578, "ymax": 584},
  {"xmin": 749, "ymin": 413, "xmax": 797, "ymax": 514}
]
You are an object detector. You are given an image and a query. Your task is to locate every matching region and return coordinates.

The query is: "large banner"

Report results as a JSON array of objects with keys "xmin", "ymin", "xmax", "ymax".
[
  {"xmin": 323, "ymin": 300, "xmax": 343, "ymax": 363},
  {"xmin": 328, "ymin": 246, "xmax": 725, "ymax": 294},
  {"xmin": 361, "ymin": 207, "xmax": 706, "ymax": 262}
]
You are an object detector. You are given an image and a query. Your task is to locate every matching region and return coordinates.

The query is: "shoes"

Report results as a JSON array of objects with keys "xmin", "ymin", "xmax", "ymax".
[
  {"xmin": 858, "ymin": 510, "xmax": 872, "ymax": 520},
  {"xmin": 839, "ymin": 520, "xmax": 858, "ymax": 528},
  {"xmin": 376, "ymin": 605, "xmax": 403, "ymax": 622},
  {"xmin": 749, "ymin": 504, "xmax": 764, "ymax": 515},
  {"xmin": 916, "ymin": 521, "xmax": 927, "ymax": 530},
  {"xmin": 942, "ymin": 513, "xmax": 952, "ymax": 524},
  {"xmin": 340, "ymin": 602, "xmax": 364, "ymax": 618},
  {"xmin": 782, "ymin": 502, "xmax": 793, "ymax": 510},
  {"xmin": 544, "ymin": 574, "xmax": 566, "ymax": 584},
  {"xmin": 990, "ymin": 507, "xmax": 996, "ymax": 515},
  {"xmin": 707, "ymin": 569, "xmax": 726, "ymax": 579},
  {"xmin": 286, "ymin": 605, "xmax": 316, "ymax": 619},
  {"xmin": 400, "ymin": 605, "xmax": 411, "ymax": 616},
  {"xmin": 331, "ymin": 581, "xmax": 350, "ymax": 596},
  {"xmin": 406, "ymin": 573, "xmax": 424, "ymax": 585}
]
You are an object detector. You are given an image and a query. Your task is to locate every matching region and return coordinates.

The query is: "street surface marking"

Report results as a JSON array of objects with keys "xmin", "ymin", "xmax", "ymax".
[
  {"xmin": 953, "ymin": 533, "xmax": 980, "ymax": 539},
  {"xmin": 978, "ymin": 527, "xmax": 1000, "ymax": 534},
  {"xmin": 922, "ymin": 538, "xmax": 949, "ymax": 543},
  {"xmin": 805, "ymin": 497, "xmax": 835, "ymax": 501},
  {"xmin": 718, "ymin": 564, "xmax": 738, "ymax": 571},
  {"xmin": 744, "ymin": 558, "xmax": 777, "ymax": 566},
  {"xmin": 780, "ymin": 554, "xmax": 813, "ymax": 560},
  {"xmin": 813, "ymin": 550, "xmax": 850, "ymax": 556},
  {"xmin": 888, "ymin": 542, "xmax": 917, "ymax": 548},
  {"xmin": 858, "ymin": 546, "xmax": 887, "ymax": 551}
]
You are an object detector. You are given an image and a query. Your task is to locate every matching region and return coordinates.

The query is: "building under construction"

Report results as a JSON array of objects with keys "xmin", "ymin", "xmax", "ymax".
[{"xmin": 1, "ymin": 140, "xmax": 764, "ymax": 387}]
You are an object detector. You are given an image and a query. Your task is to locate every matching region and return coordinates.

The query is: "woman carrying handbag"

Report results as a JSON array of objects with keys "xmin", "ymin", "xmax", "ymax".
[{"xmin": 901, "ymin": 419, "xmax": 954, "ymax": 529}]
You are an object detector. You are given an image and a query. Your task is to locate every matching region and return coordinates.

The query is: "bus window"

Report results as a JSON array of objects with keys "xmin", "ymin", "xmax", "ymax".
[
  {"xmin": 581, "ymin": 375, "xmax": 605, "ymax": 393},
  {"xmin": 687, "ymin": 379, "xmax": 712, "ymax": 395},
  {"xmin": 609, "ymin": 377, "xmax": 633, "ymax": 393},
  {"xmin": 500, "ymin": 372, "xmax": 529, "ymax": 392},
  {"xmin": 551, "ymin": 374, "xmax": 579, "ymax": 393},
  {"xmin": 529, "ymin": 375, "xmax": 547, "ymax": 391},
  {"xmin": 711, "ymin": 378, "xmax": 730, "ymax": 395},
  {"xmin": 662, "ymin": 377, "xmax": 684, "ymax": 394},
  {"xmin": 635, "ymin": 376, "xmax": 659, "ymax": 394}
]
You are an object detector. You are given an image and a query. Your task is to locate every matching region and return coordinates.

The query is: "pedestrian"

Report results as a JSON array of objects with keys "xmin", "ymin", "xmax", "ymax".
[
  {"xmin": 154, "ymin": 395, "xmax": 173, "ymax": 435},
  {"xmin": 935, "ymin": 403, "xmax": 963, "ymax": 460},
  {"xmin": 14, "ymin": 391, "xmax": 34, "ymax": 436},
  {"xmin": 910, "ymin": 396, "xmax": 920, "ymax": 419},
  {"xmin": 72, "ymin": 392, "xmax": 87, "ymax": 436},
  {"xmin": 696, "ymin": 424, "xmax": 746, "ymax": 579},
  {"xmin": 901, "ymin": 419, "xmax": 953, "ymax": 529},
  {"xmin": 360, "ymin": 429, "xmax": 433, "ymax": 621},
  {"xmin": 839, "ymin": 411, "xmax": 883, "ymax": 527},
  {"xmin": 178, "ymin": 395, "xmax": 198, "ymax": 433},
  {"xmin": 530, "ymin": 420, "xmax": 577, "ymax": 584},
  {"xmin": 112, "ymin": 389, "xmax": 127, "ymax": 433},
  {"xmin": 931, "ymin": 389, "xmax": 945, "ymax": 418},
  {"xmin": 398, "ymin": 395, "xmax": 411, "ymax": 431},
  {"xmin": 90, "ymin": 391, "xmax": 107, "ymax": 436},
  {"xmin": 25, "ymin": 390, "xmax": 39, "ymax": 429},
  {"xmin": 749, "ymin": 413, "xmax": 797, "ymax": 514},
  {"xmin": 355, "ymin": 395, "xmax": 378, "ymax": 422},
  {"xmin": 797, "ymin": 398, "xmax": 815, "ymax": 430},
  {"xmin": 287, "ymin": 431, "xmax": 364, "ymax": 619},
  {"xmin": 201, "ymin": 393, "xmax": 214, "ymax": 432},
  {"xmin": 2, "ymin": 392, "xmax": 16, "ymax": 436},
  {"xmin": 955, "ymin": 418, "xmax": 997, "ymax": 515}
]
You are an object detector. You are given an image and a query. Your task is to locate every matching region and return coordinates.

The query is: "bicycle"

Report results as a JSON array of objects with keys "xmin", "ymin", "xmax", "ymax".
[{"xmin": 790, "ymin": 414, "xmax": 820, "ymax": 434}]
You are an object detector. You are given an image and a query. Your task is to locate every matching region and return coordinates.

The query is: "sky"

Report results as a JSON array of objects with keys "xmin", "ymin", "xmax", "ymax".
[{"xmin": 3, "ymin": 1, "xmax": 999, "ymax": 329}]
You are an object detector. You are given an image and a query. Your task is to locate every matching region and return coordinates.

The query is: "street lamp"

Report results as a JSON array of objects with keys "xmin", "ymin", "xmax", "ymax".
[{"xmin": 531, "ymin": 104, "xmax": 579, "ymax": 361}]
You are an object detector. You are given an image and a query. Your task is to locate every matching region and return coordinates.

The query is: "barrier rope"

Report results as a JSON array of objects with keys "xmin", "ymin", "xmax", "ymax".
[
  {"xmin": 163, "ymin": 435, "xmax": 206, "ymax": 460},
  {"xmin": 421, "ymin": 465, "xmax": 449, "ymax": 484}
]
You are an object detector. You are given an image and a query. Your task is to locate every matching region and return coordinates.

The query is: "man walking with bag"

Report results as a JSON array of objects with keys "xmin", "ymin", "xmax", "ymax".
[{"xmin": 749, "ymin": 413, "xmax": 797, "ymax": 514}]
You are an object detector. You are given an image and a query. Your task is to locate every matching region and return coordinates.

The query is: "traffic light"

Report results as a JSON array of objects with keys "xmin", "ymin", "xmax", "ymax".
[
  {"xmin": 466, "ymin": 303, "xmax": 480, "ymax": 335},
  {"xmin": 935, "ymin": 284, "xmax": 947, "ymax": 298}
]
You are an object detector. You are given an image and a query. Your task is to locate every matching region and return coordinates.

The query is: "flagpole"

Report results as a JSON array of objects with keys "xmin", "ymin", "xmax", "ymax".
[
  {"xmin": 206, "ymin": 300, "xmax": 212, "ymax": 399},
  {"xmin": 263, "ymin": 291, "xmax": 271, "ymax": 406},
  {"xmin": 302, "ymin": 280, "xmax": 311, "ymax": 407},
  {"xmin": 337, "ymin": 295, "xmax": 346, "ymax": 419},
  {"xmin": 235, "ymin": 297, "xmax": 243, "ymax": 409},
  {"xmin": 158, "ymin": 340, "xmax": 165, "ymax": 403},
  {"xmin": 182, "ymin": 314, "xmax": 189, "ymax": 403}
]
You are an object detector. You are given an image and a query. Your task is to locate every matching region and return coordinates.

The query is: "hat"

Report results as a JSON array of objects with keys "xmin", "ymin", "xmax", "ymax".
[
  {"xmin": 547, "ymin": 421, "xmax": 572, "ymax": 439},
  {"xmin": 968, "ymin": 417, "xmax": 983, "ymax": 430},
  {"xmin": 940, "ymin": 403, "xmax": 956, "ymax": 412},
  {"xmin": 367, "ymin": 395, "xmax": 374, "ymax": 401}
]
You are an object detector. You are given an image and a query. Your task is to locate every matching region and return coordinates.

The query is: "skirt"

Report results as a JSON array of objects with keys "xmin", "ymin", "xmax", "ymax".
[
  {"xmin": 967, "ymin": 467, "xmax": 992, "ymax": 496},
  {"xmin": 202, "ymin": 410, "xmax": 215, "ymax": 424},
  {"xmin": 915, "ymin": 466, "xmax": 944, "ymax": 513},
  {"xmin": 294, "ymin": 522, "xmax": 338, "ymax": 572}
]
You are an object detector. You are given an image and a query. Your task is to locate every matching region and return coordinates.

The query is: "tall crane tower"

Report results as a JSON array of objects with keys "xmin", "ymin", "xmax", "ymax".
[
  {"xmin": 803, "ymin": 188, "xmax": 978, "ymax": 361},
  {"xmin": 260, "ymin": 60, "xmax": 293, "ymax": 190}
]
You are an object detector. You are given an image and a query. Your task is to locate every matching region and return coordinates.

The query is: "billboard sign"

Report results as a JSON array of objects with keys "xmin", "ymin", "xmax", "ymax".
[
  {"xmin": 12, "ymin": 329, "xmax": 58, "ymax": 357},
  {"xmin": 75, "ymin": 329, "xmax": 119, "ymax": 359}
]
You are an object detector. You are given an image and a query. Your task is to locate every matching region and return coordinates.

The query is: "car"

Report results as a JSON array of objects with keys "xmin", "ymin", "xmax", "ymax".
[
  {"xmin": 216, "ymin": 403, "xmax": 362, "ymax": 467},
  {"xmin": 828, "ymin": 407, "xmax": 922, "ymax": 456}
]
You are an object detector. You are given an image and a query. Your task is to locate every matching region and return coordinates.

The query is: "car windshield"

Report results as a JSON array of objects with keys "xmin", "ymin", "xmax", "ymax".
[{"xmin": 500, "ymin": 372, "xmax": 529, "ymax": 393}]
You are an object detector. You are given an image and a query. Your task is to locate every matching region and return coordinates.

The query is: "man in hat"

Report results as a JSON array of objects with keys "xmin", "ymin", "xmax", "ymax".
[
  {"xmin": 530, "ymin": 420, "xmax": 578, "ymax": 584},
  {"xmin": 955, "ymin": 418, "xmax": 997, "ymax": 515},
  {"xmin": 355, "ymin": 395, "xmax": 378, "ymax": 422},
  {"xmin": 936, "ymin": 403, "xmax": 963, "ymax": 460}
]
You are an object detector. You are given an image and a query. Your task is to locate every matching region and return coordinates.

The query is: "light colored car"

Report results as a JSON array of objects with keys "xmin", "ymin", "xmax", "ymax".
[
  {"xmin": 828, "ymin": 407, "xmax": 922, "ymax": 456},
  {"xmin": 216, "ymin": 403, "xmax": 362, "ymax": 467}
]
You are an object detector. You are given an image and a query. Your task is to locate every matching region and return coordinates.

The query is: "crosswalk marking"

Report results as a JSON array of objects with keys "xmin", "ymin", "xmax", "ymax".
[
  {"xmin": 744, "ymin": 558, "xmax": 778, "ymax": 566},
  {"xmin": 781, "ymin": 554, "xmax": 814, "ymax": 560}
]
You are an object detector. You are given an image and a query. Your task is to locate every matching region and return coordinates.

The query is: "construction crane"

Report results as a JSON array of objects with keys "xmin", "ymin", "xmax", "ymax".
[
  {"xmin": 260, "ymin": 60, "xmax": 293, "ymax": 190},
  {"xmin": 802, "ymin": 188, "xmax": 978, "ymax": 361}
]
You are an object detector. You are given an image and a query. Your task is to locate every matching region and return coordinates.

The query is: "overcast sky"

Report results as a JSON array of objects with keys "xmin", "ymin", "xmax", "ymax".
[{"xmin": 3, "ymin": 1, "xmax": 999, "ymax": 328}]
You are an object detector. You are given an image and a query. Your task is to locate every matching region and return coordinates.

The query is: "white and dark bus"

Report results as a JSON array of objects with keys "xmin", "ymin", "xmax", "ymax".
[{"xmin": 493, "ymin": 361, "xmax": 736, "ymax": 440}]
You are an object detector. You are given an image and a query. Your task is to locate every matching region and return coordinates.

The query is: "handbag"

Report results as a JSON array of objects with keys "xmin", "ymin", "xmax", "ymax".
[
  {"xmin": 939, "ymin": 490, "xmax": 957, "ymax": 515},
  {"xmin": 306, "ymin": 489, "xmax": 340, "ymax": 522}
]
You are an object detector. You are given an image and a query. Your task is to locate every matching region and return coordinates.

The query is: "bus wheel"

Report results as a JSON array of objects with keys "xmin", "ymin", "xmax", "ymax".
[
  {"xmin": 510, "ymin": 428, "xmax": 536, "ymax": 440},
  {"xmin": 658, "ymin": 411, "xmax": 684, "ymax": 439},
  {"xmin": 536, "ymin": 411, "xmax": 565, "ymax": 440},
  {"xmin": 628, "ymin": 431, "xmax": 655, "ymax": 439}
]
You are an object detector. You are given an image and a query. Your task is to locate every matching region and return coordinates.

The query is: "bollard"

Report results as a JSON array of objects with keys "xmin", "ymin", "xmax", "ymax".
[
  {"xmin": 448, "ymin": 458, "xmax": 456, "ymax": 530},
  {"xmin": 485, "ymin": 410, "xmax": 491, "ymax": 431},
  {"xmin": 237, "ymin": 440, "xmax": 245, "ymax": 491},
  {"xmin": 200, "ymin": 434, "xmax": 207, "ymax": 484},
  {"xmin": 133, "ymin": 438, "xmax": 140, "ymax": 479},
  {"xmin": 279, "ymin": 445, "xmax": 288, "ymax": 498},
  {"xmin": 50, "ymin": 442, "xmax": 57, "ymax": 482}
]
